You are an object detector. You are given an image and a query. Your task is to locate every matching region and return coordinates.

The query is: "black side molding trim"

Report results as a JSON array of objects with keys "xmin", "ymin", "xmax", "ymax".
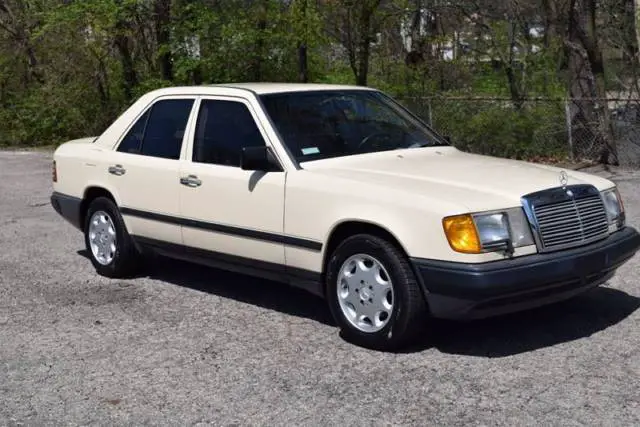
[
  {"xmin": 120, "ymin": 207, "xmax": 322, "ymax": 252},
  {"xmin": 133, "ymin": 236, "xmax": 324, "ymax": 298}
]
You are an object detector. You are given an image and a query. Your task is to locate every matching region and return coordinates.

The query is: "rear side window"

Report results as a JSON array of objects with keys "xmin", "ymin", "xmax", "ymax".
[
  {"xmin": 117, "ymin": 98, "xmax": 195, "ymax": 160},
  {"xmin": 192, "ymin": 99, "xmax": 266, "ymax": 167}
]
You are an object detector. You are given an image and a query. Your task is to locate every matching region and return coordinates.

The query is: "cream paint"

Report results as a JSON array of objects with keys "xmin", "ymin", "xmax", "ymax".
[
  {"xmin": 105, "ymin": 95, "xmax": 199, "ymax": 244},
  {"xmin": 52, "ymin": 83, "xmax": 618, "ymax": 275},
  {"xmin": 108, "ymin": 152, "xmax": 184, "ymax": 244},
  {"xmin": 176, "ymin": 95, "xmax": 288, "ymax": 264}
]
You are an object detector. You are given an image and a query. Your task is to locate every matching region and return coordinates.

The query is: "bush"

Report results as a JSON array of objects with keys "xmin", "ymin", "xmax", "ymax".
[{"xmin": 401, "ymin": 97, "xmax": 570, "ymax": 161}]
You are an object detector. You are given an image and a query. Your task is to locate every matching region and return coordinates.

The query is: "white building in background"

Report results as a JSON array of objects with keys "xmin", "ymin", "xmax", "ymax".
[{"xmin": 399, "ymin": 8, "xmax": 544, "ymax": 62}]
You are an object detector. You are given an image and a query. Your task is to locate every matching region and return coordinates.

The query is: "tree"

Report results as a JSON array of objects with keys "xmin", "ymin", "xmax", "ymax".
[
  {"xmin": 562, "ymin": 0, "xmax": 619, "ymax": 164},
  {"xmin": 0, "ymin": 0, "xmax": 44, "ymax": 86},
  {"xmin": 154, "ymin": 0, "xmax": 173, "ymax": 81},
  {"xmin": 323, "ymin": 0, "xmax": 383, "ymax": 86}
]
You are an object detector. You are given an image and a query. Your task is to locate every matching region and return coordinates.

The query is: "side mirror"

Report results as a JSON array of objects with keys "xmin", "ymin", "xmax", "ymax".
[{"xmin": 241, "ymin": 146, "xmax": 282, "ymax": 172}]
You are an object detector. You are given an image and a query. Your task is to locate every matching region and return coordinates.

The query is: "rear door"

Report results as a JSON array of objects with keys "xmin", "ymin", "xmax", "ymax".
[{"xmin": 108, "ymin": 96, "xmax": 197, "ymax": 244}]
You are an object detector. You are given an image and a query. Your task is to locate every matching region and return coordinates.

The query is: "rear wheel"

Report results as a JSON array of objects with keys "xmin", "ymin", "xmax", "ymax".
[
  {"xmin": 326, "ymin": 234, "xmax": 430, "ymax": 351},
  {"xmin": 84, "ymin": 197, "xmax": 139, "ymax": 278}
]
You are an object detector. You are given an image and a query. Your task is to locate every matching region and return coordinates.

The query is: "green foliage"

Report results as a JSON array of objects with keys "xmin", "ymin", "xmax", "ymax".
[
  {"xmin": 130, "ymin": 78, "xmax": 176, "ymax": 99},
  {"xmin": 429, "ymin": 99, "xmax": 569, "ymax": 160},
  {"xmin": 0, "ymin": 84, "xmax": 95, "ymax": 147},
  {"xmin": 0, "ymin": 0, "xmax": 627, "ymax": 164}
]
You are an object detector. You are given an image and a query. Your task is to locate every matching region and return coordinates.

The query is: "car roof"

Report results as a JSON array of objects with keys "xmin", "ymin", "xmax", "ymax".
[
  {"xmin": 212, "ymin": 82, "xmax": 378, "ymax": 94},
  {"xmin": 143, "ymin": 82, "xmax": 378, "ymax": 97}
]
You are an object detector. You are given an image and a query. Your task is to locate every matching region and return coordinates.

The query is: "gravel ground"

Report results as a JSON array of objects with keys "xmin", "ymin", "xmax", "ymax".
[{"xmin": 1, "ymin": 150, "xmax": 639, "ymax": 426}]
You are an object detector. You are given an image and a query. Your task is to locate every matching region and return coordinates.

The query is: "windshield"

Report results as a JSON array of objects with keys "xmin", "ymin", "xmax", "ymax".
[{"xmin": 259, "ymin": 90, "xmax": 449, "ymax": 163}]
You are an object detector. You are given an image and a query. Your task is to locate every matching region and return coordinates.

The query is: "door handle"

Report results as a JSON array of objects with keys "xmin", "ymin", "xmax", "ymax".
[
  {"xmin": 108, "ymin": 164, "xmax": 126, "ymax": 176},
  {"xmin": 180, "ymin": 175, "xmax": 202, "ymax": 187}
]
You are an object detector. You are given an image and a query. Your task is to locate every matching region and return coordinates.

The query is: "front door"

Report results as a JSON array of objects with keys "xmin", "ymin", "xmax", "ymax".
[{"xmin": 178, "ymin": 97, "xmax": 287, "ymax": 267}]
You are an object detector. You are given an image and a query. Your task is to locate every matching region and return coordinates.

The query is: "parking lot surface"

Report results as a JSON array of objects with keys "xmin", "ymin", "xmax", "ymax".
[{"xmin": 1, "ymin": 150, "xmax": 639, "ymax": 426}]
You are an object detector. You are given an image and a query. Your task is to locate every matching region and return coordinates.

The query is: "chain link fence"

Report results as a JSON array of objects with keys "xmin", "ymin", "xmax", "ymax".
[{"xmin": 398, "ymin": 96, "xmax": 640, "ymax": 167}]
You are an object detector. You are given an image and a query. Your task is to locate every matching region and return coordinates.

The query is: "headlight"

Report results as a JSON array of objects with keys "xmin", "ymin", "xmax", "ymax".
[
  {"xmin": 473, "ymin": 213, "xmax": 510, "ymax": 248},
  {"xmin": 443, "ymin": 208, "xmax": 534, "ymax": 254},
  {"xmin": 601, "ymin": 187, "xmax": 625, "ymax": 229}
]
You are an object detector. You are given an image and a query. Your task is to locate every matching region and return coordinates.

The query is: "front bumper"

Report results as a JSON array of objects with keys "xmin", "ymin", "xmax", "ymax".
[{"xmin": 411, "ymin": 226, "xmax": 640, "ymax": 320}]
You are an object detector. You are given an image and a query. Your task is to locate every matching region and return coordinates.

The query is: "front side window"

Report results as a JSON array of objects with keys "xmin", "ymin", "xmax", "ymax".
[
  {"xmin": 259, "ymin": 90, "xmax": 449, "ymax": 163},
  {"xmin": 192, "ymin": 99, "xmax": 267, "ymax": 167},
  {"xmin": 116, "ymin": 98, "xmax": 195, "ymax": 160}
]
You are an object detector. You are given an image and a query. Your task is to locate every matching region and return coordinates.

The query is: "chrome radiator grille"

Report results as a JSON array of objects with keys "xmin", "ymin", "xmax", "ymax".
[{"xmin": 523, "ymin": 185, "xmax": 609, "ymax": 252}]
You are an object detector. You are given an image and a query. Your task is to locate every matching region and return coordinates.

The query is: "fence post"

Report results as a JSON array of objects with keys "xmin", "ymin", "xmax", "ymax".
[{"xmin": 564, "ymin": 98, "xmax": 574, "ymax": 161}]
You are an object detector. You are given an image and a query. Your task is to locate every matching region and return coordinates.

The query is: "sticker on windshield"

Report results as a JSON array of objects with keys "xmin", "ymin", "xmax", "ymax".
[{"xmin": 301, "ymin": 147, "xmax": 320, "ymax": 155}]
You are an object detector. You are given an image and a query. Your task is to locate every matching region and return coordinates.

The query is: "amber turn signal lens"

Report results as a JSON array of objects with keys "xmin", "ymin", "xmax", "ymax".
[
  {"xmin": 52, "ymin": 160, "xmax": 57, "ymax": 182},
  {"xmin": 442, "ymin": 214, "xmax": 482, "ymax": 254}
]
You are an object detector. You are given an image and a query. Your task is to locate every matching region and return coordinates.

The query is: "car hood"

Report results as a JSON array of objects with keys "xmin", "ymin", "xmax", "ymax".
[{"xmin": 300, "ymin": 147, "xmax": 614, "ymax": 212}]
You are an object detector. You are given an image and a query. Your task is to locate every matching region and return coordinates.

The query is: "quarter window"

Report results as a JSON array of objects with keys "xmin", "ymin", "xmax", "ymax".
[
  {"xmin": 117, "ymin": 109, "xmax": 150, "ymax": 154},
  {"xmin": 193, "ymin": 99, "xmax": 267, "ymax": 167},
  {"xmin": 117, "ymin": 98, "xmax": 195, "ymax": 160}
]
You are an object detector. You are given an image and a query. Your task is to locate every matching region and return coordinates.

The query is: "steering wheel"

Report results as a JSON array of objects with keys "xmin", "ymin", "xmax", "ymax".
[{"xmin": 357, "ymin": 132, "xmax": 394, "ymax": 153}]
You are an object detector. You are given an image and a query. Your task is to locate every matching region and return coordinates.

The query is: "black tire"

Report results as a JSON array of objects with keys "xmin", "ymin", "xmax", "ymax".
[
  {"xmin": 83, "ymin": 196, "xmax": 139, "ymax": 278},
  {"xmin": 326, "ymin": 234, "xmax": 430, "ymax": 351}
]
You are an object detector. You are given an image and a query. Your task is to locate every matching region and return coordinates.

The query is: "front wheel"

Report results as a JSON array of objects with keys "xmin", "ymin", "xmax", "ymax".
[
  {"xmin": 84, "ymin": 197, "xmax": 139, "ymax": 278},
  {"xmin": 325, "ymin": 234, "xmax": 430, "ymax": 351}
]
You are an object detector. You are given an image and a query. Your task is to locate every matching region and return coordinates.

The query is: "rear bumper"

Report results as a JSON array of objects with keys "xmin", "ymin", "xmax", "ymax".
[
  {"xmin": 50, "ymin": 191, "xmax": 83, "ymax": 230},
  {"xmin": 411, "ymin": 226, "xmax": 640, "ymax": 320}
]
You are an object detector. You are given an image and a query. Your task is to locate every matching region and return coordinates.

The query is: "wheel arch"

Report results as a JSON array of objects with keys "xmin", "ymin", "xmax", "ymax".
[
  {"xmin": 321, "ymin": 219, "xmax": 411, "ymax": 278},
  {"xmin": 80, "ymin": 186, "xmax": 118, "ymax": 230}
]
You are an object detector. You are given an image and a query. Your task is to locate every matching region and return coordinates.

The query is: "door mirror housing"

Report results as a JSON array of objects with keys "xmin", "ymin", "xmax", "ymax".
[{"xmin": 241, "ymin": 146, "xmax": 282, "ymax": 172}]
